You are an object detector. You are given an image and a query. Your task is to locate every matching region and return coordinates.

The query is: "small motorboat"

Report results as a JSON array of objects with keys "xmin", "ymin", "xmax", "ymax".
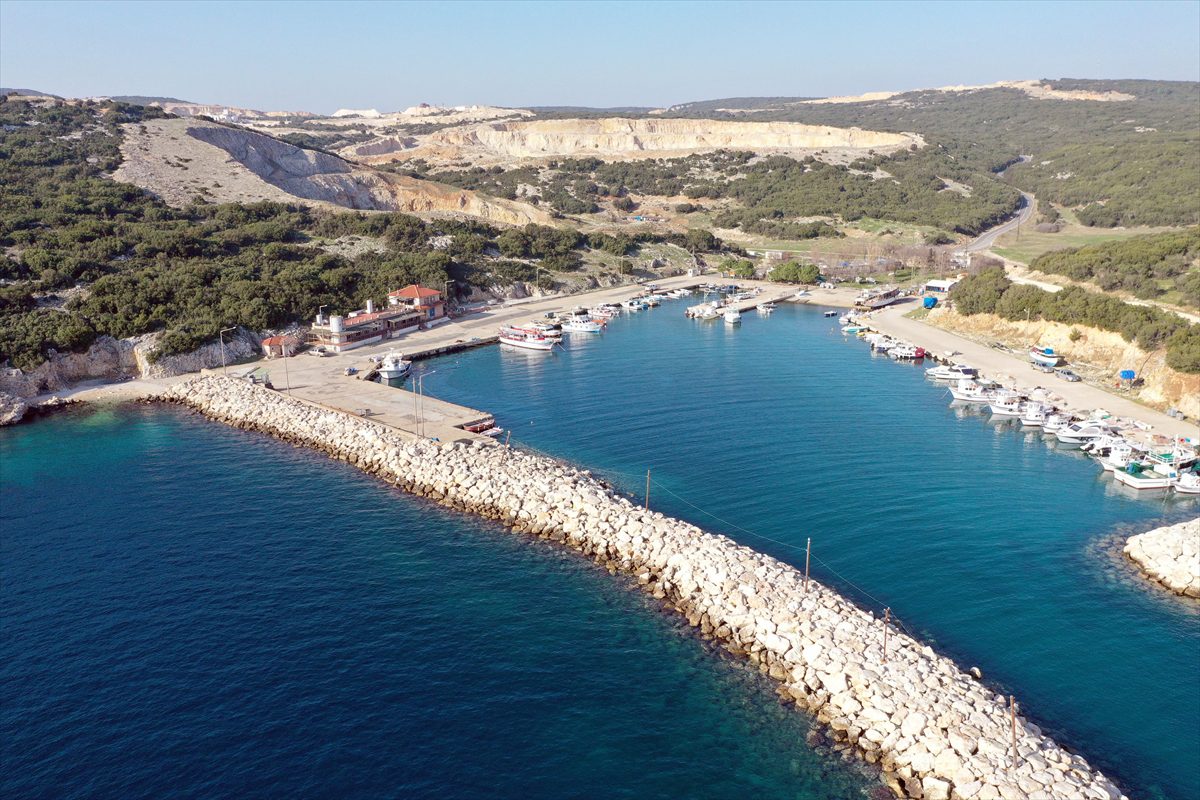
[
  {"xmin": 1112, "ymin": 459, "xmax": 1181, "ymax": 491},
  {"xmin": 1056, "ymin": 419, "xmax": 1116, "ymax": 447},
  {"xmin": 525, "ymin": 322, "xmax": 563, "ymax": 340},
  {"xmin": 1042, "ymin": 413, "xmax": 1073, "ymax": 435},
  {"xmin": 757, "ymin": 302, "xmax": 776, "ymax": 315},
  {"xmin": 889, "ymin": 343, "xmax": 926, "ymax": 360},
  {"xmin": 622, "ymin": 298, "xmax": 647, "ymax": 311},
  {"xmin": 949, "ymin": 378, "xmax": 998, "ymax": 403},
  {"xmin": 561, "ymin": 317, "xmax": 603, "ymax": 333},
  {"xmin": 724, "ymin": 308, "xmax": 742, "ymax": 325},
  {"xmin": 842, "ymin": 324, "xmax": 867, "ymax": 334},
  {"xmin": 823, "ymin": 310, "xmax": 839, "ymax": 318}
]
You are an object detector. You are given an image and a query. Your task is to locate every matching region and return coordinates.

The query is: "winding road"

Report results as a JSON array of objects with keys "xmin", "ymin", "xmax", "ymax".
[{"xmin": 967, "ymin": 189, "xmax": 1037, "ymax": 253}]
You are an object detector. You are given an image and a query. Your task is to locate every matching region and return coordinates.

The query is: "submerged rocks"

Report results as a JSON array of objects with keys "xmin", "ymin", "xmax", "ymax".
[
  {"xmin": 159, "ymin": 376, "xmax": 1129, "ymax": 800},
  {"xmin": 1124, "ymin": 518, "xmax": 1200, "ymax": 597}
]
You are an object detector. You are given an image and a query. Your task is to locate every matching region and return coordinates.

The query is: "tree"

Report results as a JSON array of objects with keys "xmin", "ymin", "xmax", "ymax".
[
  {"xmin": 683, "ymin": 228, "xmax": 718, "ymax": 254},
  {"xmin": 772, "ymin": 261, "xmax": 821, "ymax": 283}
]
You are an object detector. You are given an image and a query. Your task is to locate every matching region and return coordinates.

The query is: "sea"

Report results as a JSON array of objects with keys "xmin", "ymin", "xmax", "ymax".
[{"xmin": 3, "ymin": 299, "xmax": 1197, "ymax": 799}]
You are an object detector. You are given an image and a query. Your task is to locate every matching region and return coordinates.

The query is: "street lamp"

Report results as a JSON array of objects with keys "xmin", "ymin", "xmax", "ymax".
[
  {"xmin": 218, "ymin": 327, "xmax": 236, "ymax": 376},
  {"xmin": 415, "ymin": 369, "xmax": 436, "ymax": 438}
]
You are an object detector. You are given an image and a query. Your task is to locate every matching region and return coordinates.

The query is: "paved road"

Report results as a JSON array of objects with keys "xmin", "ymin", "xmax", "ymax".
[{"xmin": 967, "ymin": 190, "xmax": 1037, "ymax": 253}]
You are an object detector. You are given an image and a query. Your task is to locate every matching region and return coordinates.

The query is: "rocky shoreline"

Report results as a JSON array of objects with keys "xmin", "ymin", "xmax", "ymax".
[
  {"xmin": 160, "ymin": 376, "xmax": 1126, "ymax": 800},
  {"xmin": 1124, "ymin": 518, "xmax": 1200, "ymax": 598}
]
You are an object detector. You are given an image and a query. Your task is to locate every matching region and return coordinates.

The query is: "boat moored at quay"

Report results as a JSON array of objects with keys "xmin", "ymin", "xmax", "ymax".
[{"xmin": 499, "ymin": 326, "xmax": 558, "ymax": 351}]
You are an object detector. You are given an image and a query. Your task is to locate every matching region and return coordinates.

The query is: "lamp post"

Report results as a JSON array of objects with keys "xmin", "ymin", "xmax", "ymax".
[
  {"xmin": 416, "ymin": 369, "xmax": 436, "ymax": 438},
  {"xmin": 218, "ymin": 327, "xmax": 236, "ymax": 376}
]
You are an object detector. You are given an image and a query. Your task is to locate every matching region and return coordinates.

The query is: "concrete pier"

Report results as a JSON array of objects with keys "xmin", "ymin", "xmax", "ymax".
[{"xmin": 161, "ymin": 375, "xmax": 1130, "ymax": 800}]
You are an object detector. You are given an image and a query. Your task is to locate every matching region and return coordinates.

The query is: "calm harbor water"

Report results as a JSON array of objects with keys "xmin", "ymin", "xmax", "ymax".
[{"xmin": 2, "ymin": 299, "xmax": 1197, "ymax": 798}]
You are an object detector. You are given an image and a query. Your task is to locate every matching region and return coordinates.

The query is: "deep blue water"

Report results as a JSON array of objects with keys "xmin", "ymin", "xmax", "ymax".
[
  {"xmin": 422, "ymin": 300, "xmax": 1200, "ymax": 800},
  {"xmin": 1, "ymin": 406, "xmax": 872, "ymax": 799},
  {"xmin": 2, "ymin": 300, "xmax": 1197, "ymax": 799}
]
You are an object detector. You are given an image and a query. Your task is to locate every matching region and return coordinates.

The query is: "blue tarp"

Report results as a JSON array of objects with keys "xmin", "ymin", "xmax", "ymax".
[
  {"xmin": 923, "ymin": 297, "xmax": 938, "ymax": 309},
  {"xmin": 1120, "ymin": 369, "xmax": 1136, "ymax": 380}
]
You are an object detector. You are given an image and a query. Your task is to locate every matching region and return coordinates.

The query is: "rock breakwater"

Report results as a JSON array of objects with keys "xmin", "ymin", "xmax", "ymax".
[
  {"xmin": 1124, "ymin": 518, "xmax": 1200, "ymax": 598},
  {"xmin": 161, "ymin": 376, "xmax": 1128, "ymax": 800}
]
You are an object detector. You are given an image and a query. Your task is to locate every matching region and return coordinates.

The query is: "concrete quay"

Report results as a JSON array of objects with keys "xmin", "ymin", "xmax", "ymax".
[{"xmin": 161, "ymin": 375, "xmax": 1130, "ymax": 800}]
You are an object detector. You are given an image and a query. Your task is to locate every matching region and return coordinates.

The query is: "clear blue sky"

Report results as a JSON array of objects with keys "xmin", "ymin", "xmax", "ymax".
[{"xmin": 2, "ymin": 0, "xmax": 1197, "ymax": 112}]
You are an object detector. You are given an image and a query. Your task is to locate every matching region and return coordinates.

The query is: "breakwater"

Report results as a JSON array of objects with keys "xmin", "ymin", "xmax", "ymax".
[
  {"xmin": 1124, "ymin": 518, "xmax": 1200, "ymax": 597},
  {"xmin": 161, "ymin": 376, "xmax": 1128, "ymax": 800}
]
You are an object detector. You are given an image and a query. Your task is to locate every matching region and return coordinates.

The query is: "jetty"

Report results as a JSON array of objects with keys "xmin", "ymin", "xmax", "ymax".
[
  {"xmin": 1124, "ymin": 518, "xmax": 1200, "ymax": 597},
  {"xmin": 161, "ymin": 375, "xmax": 1130, "ymax": 800}
]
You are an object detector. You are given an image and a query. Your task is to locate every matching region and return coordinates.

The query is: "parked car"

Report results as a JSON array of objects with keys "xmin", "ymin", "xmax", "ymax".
[
  {"xmin": 1056, "ymin": 368, "xmax": 1082, "ymax": 382},
  {"xmin": 1031, "ymin": 362, "xmax": 1055, "ymax": 373}
]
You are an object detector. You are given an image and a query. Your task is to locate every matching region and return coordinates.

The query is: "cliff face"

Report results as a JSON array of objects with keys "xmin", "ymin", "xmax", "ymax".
[
  {"xmin": 0, "ymin": 329, "xmax": 262, "ymax": 402},
  {"xmin": 113, "ymin": 118, "xmax": 552, "ymax": 225},
  {"xmin": 353, "ymin": 117, "xmax": 922, "ymax": 165},
  {"xmin": 928, "ymin": 310, "xmax": 1200, "ymax": 418}
]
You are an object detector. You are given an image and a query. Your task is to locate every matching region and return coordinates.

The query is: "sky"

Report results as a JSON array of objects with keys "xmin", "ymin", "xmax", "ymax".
[{"xmin": 2, "ymin": 0, "xmax": 1198, "ymax": 112}]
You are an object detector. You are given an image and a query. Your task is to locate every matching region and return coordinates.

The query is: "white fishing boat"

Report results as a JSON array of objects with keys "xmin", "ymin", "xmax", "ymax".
[
  {"xmin": 1175, "ymin": 470, "xmax": 1200, "ymax": 494},
  {"xmin": 724, "ymin": 308, "xmax": 742, "ymax": 325},
  {"xmin": 621, "ymin": 298, "xmax": 646, "ymax": 311},
  {"xmin": 926, "ymin": 363, "xmax": 980, "ymax": 382},
  {"xmin": 1029, "ymin": 346, "xmax": 1063, "ymax": 368},
  {"xmin": 823, "ymin": 310, "xmax": 839, "ymax": 318},
  {"xmin": 498, "ymin": 326, "xmax": 557, "ymax": 351},
  {"xmin": 524, "ymin": 322, "xmax": 563, "ymax": 340},
  {"xmin": 855, "ymin": 287, "xmax": 901, "ymax": 309},
  {"xmin": 1019, "ymin": 402, "xmax": 1052, "ymax": 427},
  {"xmin": 1100, "ymin": 441, "xmax": 1142, "ymax": 472},
  {"xmin": 591, "ymin": 304, "xmax": 621, "ymax": 319},
  {"xmin": 757, "ymin": 302, "xmax": 776, "ymax": 315},
  {"xmin": 889, "ymin": 343, "xmax": 926, "ymax": 360},
  {"xmin": 561, "ymin": 317, "xmax": 603, "ymax": 333},
  {"xmin": 1042, "ymin": 413, "xmax": 1073, "ymax": 435},
  {"xmin": 1055, "ymin": 420, "xmax": 1116, "ymax": 447},
  {"xmin": 1112, "ymin": 456, "xmax": 1182, "ymax": 490},
  {"xmin": 988, "ymin": 392, "xmax": 1026, "ymax": 417},
  {"xmin": 949, "ymin": 379, "xmax": 998, "ymax": 403},
  {"xmin": 377, "ymin": 351, "xmax": 412, "ymax": 380}
]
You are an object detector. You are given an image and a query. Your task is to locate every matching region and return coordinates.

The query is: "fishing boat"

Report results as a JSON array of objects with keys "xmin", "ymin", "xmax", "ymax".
[
  {"xmin": 524, "ymin": 322, "xmax": 563, "ymax": 340},
  {"xmin": 1112, "ymin": 456, "xmax": 1182, "ymax": 491},
  {"xmin": 949, "ymin": 379, "xmax": 999, "ymax": 403},
  {"xmin": 591, "ymin": 304, "xmax": 621, "ymax": 319},
  {"xmin": 1019, "ymin": 402, "xmax": 1052, "ymax": 427},
  {"xmin": 926, "ymin": 363, "xmax": 979, "ymax": 382},
  {"xmin": 621, "ymin": 298, "xmax": 647, "ymax": 311},
  {"xmin": 561, "ymin": 317, "xmax": 603, "ymax": 333},
  {"xmin": 855, "ymin": 287, "xmax": 901, "ymax": 309},
  {"xmin": 1175, "ymin": 470, "xmax": 1200, "ymax": 494},
  {"xmin": 757, "ymin": 302, "xmax": 776, "ymax": 315},
  {"xmin": 988, "ymin": 392, "xmax": 1026, "ymax": 417},
  {"xmin": 724, "ymin": 308, "xmax": 742, "ymax": 325},
  {"xmin": 377, "ymin": 351, "xmax": 412, "ymax": 380},
  {"xmin": 889, "ymin": 343, "xmax": 926, "ymax": 360},
  {"xmin": 498, "ymin": 326, "xmax": 557, "ymax": 351},
  {"xmin": 823, "ymin": 310, "xmax": 839, "ymax": 318},
  {"xmin": 1029, "ymin": 346, "xmax": 1063, "ymax": 368},
  {"xmin": 842, "ymin": 324, "xmax": 868, "ymax": 334},
  {"xmin": 1055, "ymin": 419, "xmax": 1116, "ymax": 447},
  {"xmin": 1099, "ymin": 441, "xmax": 1142, "ymax": 472}
]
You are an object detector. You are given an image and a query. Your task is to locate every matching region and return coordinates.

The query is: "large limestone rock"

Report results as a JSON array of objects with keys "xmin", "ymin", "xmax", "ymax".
[{"xmin": 1124, "ymin": 519, "xmax": 1200, "ymax": 598}]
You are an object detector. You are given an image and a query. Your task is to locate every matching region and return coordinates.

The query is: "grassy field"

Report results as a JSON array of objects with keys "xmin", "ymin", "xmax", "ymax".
[{"xmin": 991, "ymin": 207, "xmax": 1182, "ymax": 264}]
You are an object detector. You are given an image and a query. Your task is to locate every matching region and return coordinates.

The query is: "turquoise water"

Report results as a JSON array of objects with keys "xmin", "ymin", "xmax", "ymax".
[
  {"xmin": 421, "ymin": 300, "xmax": 1200, "ymax": 799},
  {"xmin": 1, "ymin": 406, "xmax": 872, "ymax": 799},
  {"xmin": 3, "ymin": 299, "xmax": 1197, "ymax": 799}
]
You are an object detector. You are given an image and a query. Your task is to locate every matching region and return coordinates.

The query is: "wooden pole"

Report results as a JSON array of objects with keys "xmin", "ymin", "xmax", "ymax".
[
  {"xmin": 883, "ymin": 607, "xmax": 890, "ymax": 663},
  {"xmin": 803, "ymin": 538, "xmax": 811, "ymax": 593},
  {"xmin": 644, "ymin": 469, "xmax": 651, "ymax": 510},
  {"xmin": 1009, "ymin": 695, "xmax": 1018, "ymax": 771},
  {"xmin": 504, "ymin": 431, "xmax": 511, "ymax": 448}
]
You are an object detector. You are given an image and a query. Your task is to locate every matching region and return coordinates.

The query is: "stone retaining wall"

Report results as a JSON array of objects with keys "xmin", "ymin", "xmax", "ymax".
[
  {"xmin": 1124, "ymin": 518, "xmax": 1200, "ymax": 598},
  {"xmin": 161, "ymin": 376, "xmax": 1127, "ymax": 800}
]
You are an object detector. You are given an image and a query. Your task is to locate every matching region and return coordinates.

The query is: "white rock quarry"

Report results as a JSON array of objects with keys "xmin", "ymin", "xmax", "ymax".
[
  {"xmin": 1124, "ymin": 518, "xmax": 1200, "ymax": 598},
  {"xmin": 159, "ymin": 376, "xmax": 1130, "ymax": 800}
]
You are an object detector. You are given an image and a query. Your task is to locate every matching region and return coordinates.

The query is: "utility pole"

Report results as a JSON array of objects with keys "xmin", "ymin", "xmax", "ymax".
[
  {"xmin": 281, "ymin": 342, "xmax": 291, "ymax": 394},
  {"xmin": 804, "ymin": 538, "xmax": 811, "ymax": 593},
  {"xmin": 644, "ymin": 469, "xmax": 651, "ymax": 510},
  {"xmin": 219, "ymin": 327, "xmax": 236, "ymax": 376}
]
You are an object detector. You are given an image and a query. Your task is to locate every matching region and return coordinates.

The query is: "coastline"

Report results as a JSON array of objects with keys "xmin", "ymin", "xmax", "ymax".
[{"xmin": 157, "ymin": 374, "xmax": 1129, "ymax": 800}]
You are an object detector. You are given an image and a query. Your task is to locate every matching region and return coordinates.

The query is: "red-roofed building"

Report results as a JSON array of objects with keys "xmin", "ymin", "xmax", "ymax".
[
  {"xmin": 261, "ymin": 333, "xmax": 302, "ymax": 358},
  {"xmin": 388, "ymin": 284, "xmax": 445, "ymax": 320}
]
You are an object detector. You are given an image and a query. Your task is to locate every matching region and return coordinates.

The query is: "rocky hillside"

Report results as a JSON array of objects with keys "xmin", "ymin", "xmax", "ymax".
[
  {"xmin": 114, "ymin": 118, "xmax": 554, "ymax": 225},
  {"xmin": 926, "ymin": 309, "xmax": 1200, "ymax": 418},
  {"xmin": 353, "ymin": 117, "xmax": 921, "ymax": 167}
]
